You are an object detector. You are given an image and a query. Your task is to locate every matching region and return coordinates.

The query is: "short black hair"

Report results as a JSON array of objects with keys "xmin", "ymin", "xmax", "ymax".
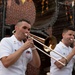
[
  {"xmin": 18, "ymin": 19, "xmax": 31, "ymax": 25},
  {"xmin": 63, "ymin": 26, "xmax": 75, "ymax": 33}
]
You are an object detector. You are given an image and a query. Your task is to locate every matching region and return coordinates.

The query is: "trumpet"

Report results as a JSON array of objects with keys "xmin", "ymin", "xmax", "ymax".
[{"xmin": 25, "ymin": 33, "xmax": 67, "ymax": 66}]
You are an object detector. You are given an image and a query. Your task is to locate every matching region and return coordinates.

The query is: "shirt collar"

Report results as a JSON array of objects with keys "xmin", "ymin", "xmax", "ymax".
[
  {"xmin": 59, "ymin": 41, "xmax": 70, "ymax": 50},
  {"xmin": 11, "ymin": 35, "xmax": 23, "ymax": 45}
]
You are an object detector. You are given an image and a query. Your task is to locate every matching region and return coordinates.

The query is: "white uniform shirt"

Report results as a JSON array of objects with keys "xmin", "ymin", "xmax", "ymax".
[
  {"xmin": 0, "ymin": 35, "xmax": 32, "ymax": 75},
  {"xmin": 50, "ymin": 41, "xmax": 75, "ymax": 75}
]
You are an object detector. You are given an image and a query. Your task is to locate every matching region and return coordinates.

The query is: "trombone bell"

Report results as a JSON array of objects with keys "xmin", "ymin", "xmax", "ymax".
[
  {"xmin": 44, "ymin": 36, "xmax": 57, "ymax": 52},
  {"xmin": 29, "ymin": 33, "xmax": 67, "ymax": 66},
  {"xmin": 30, "ymin": 33, "xmax": 57, "ymax": 52}
]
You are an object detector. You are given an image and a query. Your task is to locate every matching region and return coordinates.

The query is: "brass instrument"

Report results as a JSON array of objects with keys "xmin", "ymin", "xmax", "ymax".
[
  {"xmin": 30, "ymin": 33, "xmax": 45, "ymax": 44},
  {"xmin": 44, "ymin": 36, "xmax": 57, "ymax": 52},
  {"xmin": 30, "ymin": 33, "xmax": 57, "ymax": 52},
  {"xmin": 30, "ymin": 33, "xmax": 67, "ymax": 66}
]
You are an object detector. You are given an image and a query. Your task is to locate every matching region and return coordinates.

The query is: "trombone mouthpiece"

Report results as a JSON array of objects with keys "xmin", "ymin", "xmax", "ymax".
[
  {"xmin": 25, "ymin": 33, "xmax": 27, "ymax": 36},
  {"xmin": 24, "ymin": 33, "xmax": 28, "ymax": 39}
]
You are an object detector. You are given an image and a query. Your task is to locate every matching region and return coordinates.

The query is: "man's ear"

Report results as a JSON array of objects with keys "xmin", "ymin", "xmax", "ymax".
[{"xmin": 62, "ymin": 33, "xmax": 65, "ymax": 38}]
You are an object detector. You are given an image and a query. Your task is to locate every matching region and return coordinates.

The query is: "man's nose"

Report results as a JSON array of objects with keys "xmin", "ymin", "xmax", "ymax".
[
  {"xmin": 25, "ymin": 29, "xmax": 30, "ymax": 33},
  {"xmin": 72, "ymin": 35, "xmax": 74, "ymax": 39}
]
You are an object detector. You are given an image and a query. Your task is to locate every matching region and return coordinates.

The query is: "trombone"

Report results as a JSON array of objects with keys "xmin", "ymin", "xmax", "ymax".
[
  {"xmin": 12, "ymin": 29, "xmax": 67, "ymax": 66},
  {"xmin": 29, "ymin": 34, "xmax": 67, "ymax": 66}
]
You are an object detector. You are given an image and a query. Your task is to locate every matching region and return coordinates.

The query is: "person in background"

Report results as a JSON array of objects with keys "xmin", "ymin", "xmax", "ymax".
[
  {"xmin": 50, "ymin": 26, "xmax": 75, "ymax": 75},
  {"xmin": 0, "ymin": 19, "xmax": 41, "ymax": 75},
  {"xmin": 44, "ymin": 26, "xmax": 57, "ymax": 50},
  {"xmin": 40, "ymin": 26, "xmax": 57, "ymax": 75}
]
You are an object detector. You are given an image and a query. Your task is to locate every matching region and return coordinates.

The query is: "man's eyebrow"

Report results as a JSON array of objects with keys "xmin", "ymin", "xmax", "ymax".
[
  {"xmin": 22, "ymin": 26, "xmax": 27, "ymax": 28},
  {"xmin": 22, "ymin": 26, "xmax": 31, "ymax": 30}
]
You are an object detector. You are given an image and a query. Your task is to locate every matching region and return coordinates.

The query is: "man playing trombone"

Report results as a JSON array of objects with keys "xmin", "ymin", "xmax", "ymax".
[
  {"xmin": 0, "ymin": 19, "xmax": 41, "ymax": 75},
  {"xmin": 50, "ymin": 26, "xmax": 75, "ymax": 75}
]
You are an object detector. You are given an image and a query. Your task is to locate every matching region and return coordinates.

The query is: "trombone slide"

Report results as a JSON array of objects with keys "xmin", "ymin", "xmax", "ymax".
[{"xmin": 35, "ymin": 45, "xmax": 65, "ymax": 66}]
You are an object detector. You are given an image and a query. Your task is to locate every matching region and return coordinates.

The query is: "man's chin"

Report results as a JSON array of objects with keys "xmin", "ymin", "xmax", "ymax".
[{"xmin": 23, "ymin": 37, "xmax": 27, "ymax": 40}]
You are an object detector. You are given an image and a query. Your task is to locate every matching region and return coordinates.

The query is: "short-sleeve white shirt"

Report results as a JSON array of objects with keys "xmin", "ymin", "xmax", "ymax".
[
  {"xmin": 50, "ymin": 41, "xmax": 75, "ymax": 75},
  {"xmin": 0, "ymin": 35, "xmax": 33, "ymax": 75}
]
